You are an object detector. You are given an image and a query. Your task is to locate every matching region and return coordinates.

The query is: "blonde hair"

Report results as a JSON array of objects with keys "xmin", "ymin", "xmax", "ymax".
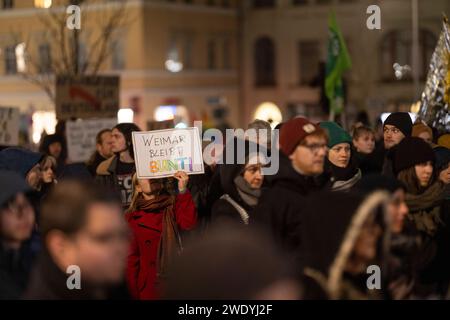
[
  {"xmin": 125, "ymin": 174, "xmax": 176, "ymax": 214},
  {"xmin": 352, "ymin": 125, "xmax": 375, "ymax": 140},
  {"xmin": 126, "ymin": 173, "xmax": 140, "ymax": 215}
]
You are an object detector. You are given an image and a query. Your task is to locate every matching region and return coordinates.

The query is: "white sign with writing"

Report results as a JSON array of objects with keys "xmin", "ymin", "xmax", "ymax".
[
  {"xmin": 66, "ymin": 118, "xmax": 117, "ymax": 163},
  {"xmin": 0, "ymin": 107, "xmax": 19, "ymax": 146},
  {"xmin": 132, "ymin": 127, "xmax": 204, "ymax": 179}
]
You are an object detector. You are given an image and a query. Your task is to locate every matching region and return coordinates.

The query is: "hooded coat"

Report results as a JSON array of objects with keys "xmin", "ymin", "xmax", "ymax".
[
  {"xmin": 0, "ymin": 148, "xmax": 43, "ymax": 178},
  {"xmin": 0, "ymin": 171, "xmax": 36, "ymax": 299},
  {"xmin": 211, "ymin": 139, "xmax": 265, "ymax": 225},
  {"xmin": 301, "ymin": 190, "xmax": 391, "ymax": 300}
]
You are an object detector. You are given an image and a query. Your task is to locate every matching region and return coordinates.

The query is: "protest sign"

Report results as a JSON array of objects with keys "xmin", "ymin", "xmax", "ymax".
[
  {"xmin": 66, "ymin": 118, "xmax": 117, "ymax": 163},
  {"xmin": 132, "ymin": 127, "xmax": 204, "ymax": 179},
  {"xmin": 56, "ymin": 75, "xmax": 119, "ymax": 120},
  {"xmin": 0, "ymin": 107, "xmax": 19, "ymax": 146}
]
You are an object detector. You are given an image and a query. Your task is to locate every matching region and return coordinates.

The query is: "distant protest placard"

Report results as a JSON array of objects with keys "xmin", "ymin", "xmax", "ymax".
[
  {"xmin": 0, "ymin": 107, "xmax": 19, "ymax": 146},
  {"xmin": 66, "ymin": 118, "xmax": 117, "ymax": 163},
  {"xmin": 55, "ymin": 75, "xmax": 119, "ymax": 120},
  {"xmin": 132, "ymin": 127, "xmax": 204, "ymax": 179}
]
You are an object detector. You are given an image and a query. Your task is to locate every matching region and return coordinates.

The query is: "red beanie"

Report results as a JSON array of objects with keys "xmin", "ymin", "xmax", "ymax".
[{"xmin": 279, "ymin": 117, "xmax": 322, "ymax": 156}]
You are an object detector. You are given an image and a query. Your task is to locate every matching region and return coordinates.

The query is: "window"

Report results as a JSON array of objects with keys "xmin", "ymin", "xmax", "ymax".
[
  {"xmin": 15, "ymin": 43, "xmax": 26, "ymax": 73},
  {"xmin": 38, "ymin": 43, "xmax": 52, "ymax": 73},
  {"xmin": 77, "ymin": 41, "xmax": 87, "ymax": 72},
  {"xmin": 380, "ymin": 29, "xmax": 437, "ymax": 81},
  {"xmin": 254, "ymin": 37, "xmax": 276, "ymax": 87},
  {"xmin": 299, "ymin": 41, "xmax": 320, "ymax": 85},
  {"xmin": 292, "ymin": 0, "xmax": 308, "ymax": 5},
  {"xmin": 166, "ymin": 32, "xmax": 194, "ymax": 72},
  {"xmin": 2, "ymin": 0, "xmax": 13, "ymax": 9},
  {"xmin": 316, "ymin": 0, "xmax": 332, "ymax": 4},
  {"xmin": 207, "ymin": 39, "xmax": 217, "ymax": 70},
  {"xmin": 111, "ymin": 37, "xmax": 125, "ymax": 70},
  {"xmin": 253, "ymin": 0, "xmax": 274, "ymax": 8},
  {"xmin": 183, "ymin": 36, "xmax": 193, "ymax": 69},
  {"xmin": 4, "ymin": 46, "xmax": 17, "ymax": 74},
  {"xmin": 223, "ymin": 38, "xmax": 231, "ymax": 69}
]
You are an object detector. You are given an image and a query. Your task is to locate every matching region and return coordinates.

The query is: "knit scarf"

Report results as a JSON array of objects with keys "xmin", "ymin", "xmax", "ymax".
[
  {"xmin": 233, "ymin": 175, "xmax": 261, "ymax": 207},
  {"xmin": 136, "ymin": 194, "xmax": 181, "ymax": 279},
  {"xmin": 404, "ymin": 181, "xmax": 448, "ymax": 236}
]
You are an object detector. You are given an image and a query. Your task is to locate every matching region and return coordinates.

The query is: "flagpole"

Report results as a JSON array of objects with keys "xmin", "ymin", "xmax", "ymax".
[
  {"xmin": 329, "ymin": 107, "xmax": 335, "ymax": 121},
  {"xmin": 412, "ymin": 0, "xmax": 420, "ymax": 100}
]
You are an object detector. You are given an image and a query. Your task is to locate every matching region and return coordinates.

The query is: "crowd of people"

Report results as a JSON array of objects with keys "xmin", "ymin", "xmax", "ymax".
[{"xmin": 0, "ymin": 112, "xmax": 449, "ymax": 300}]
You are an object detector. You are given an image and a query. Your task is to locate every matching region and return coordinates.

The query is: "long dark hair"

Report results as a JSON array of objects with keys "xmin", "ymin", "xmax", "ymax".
[
  {"xmin": 113, "ymin": 123, "xmax": 141, "ymax": 159},
  {"xmin": 397, "ymin": 166, "xmax": 435, "ymax": 195}
]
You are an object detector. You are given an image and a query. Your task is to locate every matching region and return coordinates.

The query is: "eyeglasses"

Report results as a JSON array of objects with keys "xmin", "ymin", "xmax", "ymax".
[
  {"xmin": 300, "ymin": 143, "xmax": 328, "ymax": 154},
  {"xmin": 383, "ymin": 127, "xmax": 401, "ymax": 135},
  {"xmin": 244, "ymin": 165, "xmax": 263, "ymax": 174}
]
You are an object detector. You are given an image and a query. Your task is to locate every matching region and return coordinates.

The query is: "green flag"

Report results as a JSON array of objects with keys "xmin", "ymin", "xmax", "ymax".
[{"xmin": 325, "ymin": 12, "xmax": 352, "ymax": 117}]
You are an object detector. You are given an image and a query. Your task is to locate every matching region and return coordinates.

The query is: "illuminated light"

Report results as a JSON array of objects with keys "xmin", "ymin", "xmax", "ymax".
[
  {"xmin": 32, "ymin": 111, "xmax": 56, "ymax": 144},
  {"xmin": 254, "ymin": 102, "xmax": 282, "ymax": 129},
  {"xmin": 410, "ymin": 101, "xmax": 421, "ymax": 114},
  {"xmin": 155, "ymin": 106, "xmax": 176, "ymax": 121},
  {"xmin": 118, "ymin": 108, "xmax": 134, "ymax": 123},
  {"xmin": 34, "ymin": 0, "xmax": 52, "ymax": 8},
  {"xmin": 381, "ymin": 112, "xmax": 418, "ymax": 124},
  {"xmin": 15, "ymin": 43, "xmax": 27, "ymax": 73},
  {"xmin": 165, "ymin": 59, "xmax": 183, "ymax": 73}
]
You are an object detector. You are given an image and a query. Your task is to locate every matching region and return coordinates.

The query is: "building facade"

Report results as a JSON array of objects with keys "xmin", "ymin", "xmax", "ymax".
[
  {"xmin": 0, "ymin": 0, "xmax": 240, "ymax": 138},
  {"xmin": 241, "ymin": 0, "xmax": 450, "ymax": 126}
]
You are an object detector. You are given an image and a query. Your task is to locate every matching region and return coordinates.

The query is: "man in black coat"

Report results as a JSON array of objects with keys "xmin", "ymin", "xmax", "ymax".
[
  {"xmin": 254, "ymin": 117, "xmax": 330, "ymax": 273},
  {"xmin": 381, "ymin": 112, "xmax": 413, "ymax": 178}
]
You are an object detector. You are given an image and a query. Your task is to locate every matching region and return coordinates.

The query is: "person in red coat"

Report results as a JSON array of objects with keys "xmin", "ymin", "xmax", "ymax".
[{"xmin": 125, "ymin": 171, "xmax": 197, "ymax": 300}]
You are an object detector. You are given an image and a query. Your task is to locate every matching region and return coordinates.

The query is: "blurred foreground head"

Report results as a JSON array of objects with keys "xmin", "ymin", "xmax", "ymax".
[
  {"xmin": 163, "ymin": 224, "xmax": 301, "ymax": 300},
  {"xmin": 40, "ymin": 180, "xmax": 129, "ymax": 287}
]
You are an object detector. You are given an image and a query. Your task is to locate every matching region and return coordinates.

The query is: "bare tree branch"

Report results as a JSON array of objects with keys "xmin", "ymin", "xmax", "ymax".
[{"xmin": 18, "ymin": 0, "xmax": 130, "ymax": 103}]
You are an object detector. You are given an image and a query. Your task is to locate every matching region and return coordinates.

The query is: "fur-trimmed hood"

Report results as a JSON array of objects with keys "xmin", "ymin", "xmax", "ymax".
[{"xmin": 302, "ymin": 190, "xmax": 391, "ymax": 299}]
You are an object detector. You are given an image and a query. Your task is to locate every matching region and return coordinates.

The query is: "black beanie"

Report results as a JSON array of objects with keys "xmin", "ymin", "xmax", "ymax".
[
  {"xmin": 394, "ymin": 137, "xmax": 435, "ymax": 174},
  {"xmin": 384, "ymin": 112, "xmax": 413, "ymax": 137}
]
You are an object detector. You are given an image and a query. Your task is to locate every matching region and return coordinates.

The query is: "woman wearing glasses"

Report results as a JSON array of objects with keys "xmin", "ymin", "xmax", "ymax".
[{"xmin": 211, "ymin": 139, "xmax": 268, "ymax": 226}]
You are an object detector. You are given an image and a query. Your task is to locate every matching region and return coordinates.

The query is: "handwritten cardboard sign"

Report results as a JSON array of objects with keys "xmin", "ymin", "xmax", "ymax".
[
  {"xmin": 132, "ymin": 127, "xmax": 204, "ymax": 179},
  {"xmin": 66, "ymin": 118, "xmax": 117, "ymax": 163},
  {"xmin": 56, "ymin": 75, "xmax": 119, "ymax": 120}
]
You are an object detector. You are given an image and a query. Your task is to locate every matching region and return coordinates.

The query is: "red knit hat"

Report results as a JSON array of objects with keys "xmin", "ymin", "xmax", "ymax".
[{"xmin": 279, "ymin": 117, "xmax": 322, "ymax": 156}]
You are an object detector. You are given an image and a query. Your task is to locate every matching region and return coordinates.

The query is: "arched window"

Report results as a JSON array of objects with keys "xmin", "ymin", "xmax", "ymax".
[
  {"xmin": 253, "ymin": 0, "xmax": 275, "ymax": 8},
  {"xmin": 254, "ymin": 37, "xmax": 276, "ymax": 87},
  {"xmin": 380, "ymin": 29, "xmax": 437, "ymax": 81}
]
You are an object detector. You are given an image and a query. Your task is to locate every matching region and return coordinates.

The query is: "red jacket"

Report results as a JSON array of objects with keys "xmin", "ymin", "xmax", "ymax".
[{"xmin": 125, "ymin": 192, "xmax": 197, "ymax": 300}]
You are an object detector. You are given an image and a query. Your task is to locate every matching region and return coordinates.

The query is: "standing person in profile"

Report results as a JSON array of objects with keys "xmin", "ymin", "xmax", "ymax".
[
  {"xmin": 87, "ymin": 129, "xmax": 113, "ymax": 176},
  {"xmin": 96, "ymin": 123, "xmax": 141, "ymax": 209}
]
